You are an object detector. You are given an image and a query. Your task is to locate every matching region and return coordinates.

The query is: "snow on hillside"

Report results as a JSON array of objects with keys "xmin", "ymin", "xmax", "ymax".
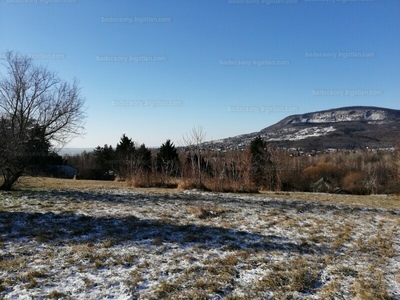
[
  {"xmin": 268, "ymin": 126, "xmax": 336, "ymax": 141},
  {"xmin": 202, "ymin": 107, "xmax": 400, "ymax": 150},
  {"xmin": 0, "ymin": 189, "xmax": 399, "ymax": 299},
  {"xmin": 289, "ymin": 109, "xmax": 389, "ymax": 124}
]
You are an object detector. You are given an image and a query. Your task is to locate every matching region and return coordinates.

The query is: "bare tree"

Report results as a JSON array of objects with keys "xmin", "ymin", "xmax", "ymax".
[
  {"xmin": 156, "ymin": 139, "xmax": 180, "ymax": 184},
  {"xmin": 0, "ymin": 51, "xmax": 85, "ymax": 190},
  {"xmin": 394, "ymin": 143, "xmax": 400, "ymax": 191},
  {"xmin": 180, "ymin": 126, "xmax": 206, "ymax": 189}
]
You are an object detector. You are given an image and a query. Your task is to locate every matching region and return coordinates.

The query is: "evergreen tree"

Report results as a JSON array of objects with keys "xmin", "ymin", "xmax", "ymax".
[
  {"xmin": 93, "ymin": 144, "xmax": 115, "ymax": 179},
  {"xmin": 115, "ymin": 134, "xmax": 136, "ymax": 179},
  {"xmin": 116, "ymin": 134, "xmax": 135, "ymax": 157},
  {"xmin": 249, "ymin": 136, "xmax": 276, "ymax": 189},
  {"xmin": 136, "ymin": 144, "xmax": 152, "ymax": 173},
  {"xmin": 1, "ymin": 117, "xmax": 52, "ymax": 179},
  {"xmin": 156, "ymin": 139, "xmax": 180, "ymax": 179}
]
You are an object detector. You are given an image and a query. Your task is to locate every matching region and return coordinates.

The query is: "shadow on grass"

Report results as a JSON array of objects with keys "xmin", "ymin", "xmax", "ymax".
[
  {"xmin": 5, "ymin": 189, "xmax": 398, "ymax": 218},
  {"xmin": 0, "ymin": 211, "xmax": 324, "ymax": 255}
]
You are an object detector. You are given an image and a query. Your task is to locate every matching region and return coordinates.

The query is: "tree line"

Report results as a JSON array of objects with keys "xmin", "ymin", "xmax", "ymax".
[{"xmin": 65, "ymin": 133, "xmax": 400, "ymax": 195}]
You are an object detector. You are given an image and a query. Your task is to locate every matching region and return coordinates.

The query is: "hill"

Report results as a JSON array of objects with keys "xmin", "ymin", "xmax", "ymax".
[{"xmin": 205, "ymin": 106, "xmax": 400, "ymax": 151}]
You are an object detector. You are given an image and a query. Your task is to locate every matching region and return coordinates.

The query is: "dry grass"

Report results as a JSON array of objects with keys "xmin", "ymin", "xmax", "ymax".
[
  {"xmin": 187, "ymin": 205, "xmax": 229, "ymax": 219},
  {"xmin": 259, "ymin": 190, "xmax": 400, "ymax": 210},
  {"xmin": 15, "ymin": 176, "xmax": 126, "ymax": 190},
  {"xmin": 14, "ymin": 176, "xmax": 400, "ymax": 210},
  {"xmin": 0, "ymin": 176, "xmax": 399, "ymax": 299},
  {"xmin": 47, "ymin": 290, "xmax": 71, "ymax": 299},
  {"xmin": 257, "ymin": 256, "xmax": 322, "ymax": 295},
  {"xmin": 350, "ymin": 271, "xmax": 393, "ymax": 300},
  {"xmin": 202, "ymin": 177, "xmax": 258, "ymax": 193},
  {"xmin": 177, "ymin": 178, "xmax": 198, "ymax": 190},
  {"xmin": 15, "ymin": 176, "xmax": 182, "ymax": 194},
  {"xmin": 11, "ymin": 177, "xmax": 400, "ymax": 209}
]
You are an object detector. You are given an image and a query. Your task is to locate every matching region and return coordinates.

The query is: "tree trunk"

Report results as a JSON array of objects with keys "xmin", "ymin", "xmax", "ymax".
[
  {"xmin": 0, "ymin": 170, "xmax": 23, "ymax": 191},
  {"xmin": 197, "ymin": 150, "xmax": 202, "ymax": 189}
]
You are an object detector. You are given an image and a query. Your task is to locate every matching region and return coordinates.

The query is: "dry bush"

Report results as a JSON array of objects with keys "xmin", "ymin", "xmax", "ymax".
[
  {"xmin": 302, "ymin": 162, "xmax": 344, "ymax": 187},
  {"xmin": 342, "ymin": 171, "xmax": 368, "ymax": 194},
  {"xmin": 203, "ymin": 177, "xmax": 232, "ymax": 192},
  {"xmin": 203, "ymin": 177, "xmax": 258, "ymax": 193},
  {"xmin": 50, "ymin": 141, "xmax": 400, "ymax": 195},
  {"xmin": 127, "ymin": 173, "xmax": 178, "ymax": 189},
  {"xmin": 388, "ymin": 145, "xmax": 400, "ymax": 194},
  {"xmin": 176, "ymin": 178, "xmax": 197, "ymax": 190},
  {"xmin": 60, "ymin": 140, "xmax": 400, "ymax": 195},
  {"xmin": 187, "ymin": 205, "xmax": 228, "ymax": 219},
  {"xmin": 126, "ymin": 173, "xmax": 154, "ymax": 188}
]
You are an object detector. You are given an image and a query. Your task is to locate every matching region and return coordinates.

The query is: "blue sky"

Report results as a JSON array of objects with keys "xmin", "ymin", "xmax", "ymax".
[{"xmin": 1, "ymin": 0, "xmax": 399, "ymax": 149}]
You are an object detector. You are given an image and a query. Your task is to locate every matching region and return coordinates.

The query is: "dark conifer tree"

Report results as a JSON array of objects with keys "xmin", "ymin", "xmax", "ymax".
[
  {"xmin": 249, "ymin": 136, "xmax": 276, "ymax": 189},
  {"xmin": 156, "ymin": 139, "xmax": 181, "ymax": 178},
  {"xmin": 115, "ymin": 134, "xmax": 136, "ymax": 178},
  {"xmin": 136, "ymin": 144, "xmax": 152, "ymax": 173},
  {"xmin": 93, "ymin": 144, "xmax": 115, "ymax": 179}
]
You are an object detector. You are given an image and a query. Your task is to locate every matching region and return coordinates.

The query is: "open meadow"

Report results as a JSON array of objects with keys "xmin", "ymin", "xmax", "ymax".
[{"xmin": 0, "ymin": 177, "xmax": 399, "ymax": 299}]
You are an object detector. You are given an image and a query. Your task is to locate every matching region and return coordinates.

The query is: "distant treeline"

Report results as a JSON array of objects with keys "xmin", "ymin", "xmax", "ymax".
[{"xmin": 63, "ymin": 134, "xmax": 400, "ymax": 195}]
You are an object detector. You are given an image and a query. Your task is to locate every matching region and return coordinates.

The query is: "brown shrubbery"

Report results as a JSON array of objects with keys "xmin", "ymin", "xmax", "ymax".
[
  {"xmin": 342, "ymin": 171, "xmax": 368, "ymax": 195},
  {"xmin": 64, "ymin": 137, "xmax": 400, "ymax": 195}
]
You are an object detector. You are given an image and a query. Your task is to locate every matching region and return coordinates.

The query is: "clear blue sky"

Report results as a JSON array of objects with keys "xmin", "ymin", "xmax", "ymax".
[{"xmin": 1, "ymin": 0, "xmax": 399, "ymax": 149}]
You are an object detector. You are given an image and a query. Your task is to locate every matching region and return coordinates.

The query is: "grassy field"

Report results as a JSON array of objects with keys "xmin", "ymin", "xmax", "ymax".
[
  {"xmin": 0, "ymin": 177, "xmax": 399, "ymax": 299},
  {"xmin": 15, "ymin": 176, "xmax": 400, "ymax": 210}
]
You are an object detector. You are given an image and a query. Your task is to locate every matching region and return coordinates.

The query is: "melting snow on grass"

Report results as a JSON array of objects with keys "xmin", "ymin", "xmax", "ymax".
[{"xmin": 0, "ymin": 188, "xmax": 399, "ymax": 299}]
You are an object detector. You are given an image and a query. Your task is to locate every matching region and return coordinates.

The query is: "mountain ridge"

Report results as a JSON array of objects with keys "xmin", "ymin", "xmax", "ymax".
[
  {"xmin": 268, "ymin": 106, "xmax": 400, "ymax": 126},
  {"xmin": 205, "ymin": 106, "xmax": 400, "ymax": 151}
]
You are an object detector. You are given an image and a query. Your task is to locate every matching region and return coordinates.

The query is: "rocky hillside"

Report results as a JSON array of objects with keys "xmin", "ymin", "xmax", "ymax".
[{"xmin": 205, "ymin": 106, "xmax": 400, "ymax": 151}]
